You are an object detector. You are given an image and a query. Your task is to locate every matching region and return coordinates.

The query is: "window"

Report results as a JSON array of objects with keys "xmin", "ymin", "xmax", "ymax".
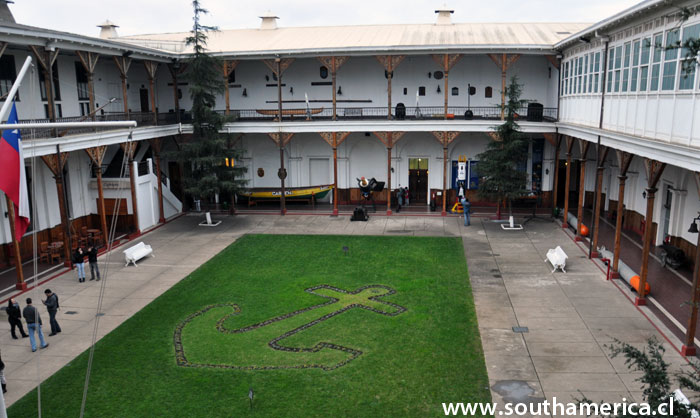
[
  {"xmin": 577, "ymin": 57, "xmax": 583, "ymax": 93},
  {"xmin": 588, "ymin": 53, "xmax": 594, "ymax": 93},
  {"xmin": 319, "ymin": 66, "xmax": 328, "ymax": 79},
  {"xmin": 485, "ymin": 86, "xmax": 492, "ymax": 98},
  {"xmin": 622, "ymin": 42, "xmax": 631, "ymax": 91},
  {"xmin": 0, "ymin": 55, "xmax": 16, "ymax": 100},
  {"xmin": 650, "ymin": 33, "xmax": 663, "ymax": 91},
  {"xmin": 75, "ymin": 62, "xmax": 89, "ymax": 100},
  {"xmin": 594, "ymin": 52, "xmax": 601, "ymax": 92},
  {"xmin": 679, "ymin": 23, "xmax": 700, "ymax": 90},
  {"xmin": 639, "ymin": 37, "xmax": 651, "ymax": 91},
  {"xmin": 38, "ymin": 62, "xmax": 61, "ymax": 101},
  {"xmin": 662, "ymin": 29, "xmax": 679, "ymax": 90},
  {"xmin": 451, "ymin": 87, "xmax": 459, "ymax": 96},
  {"xmin": 630, "ymin": 40, "xmax": 640, "ymax": 92},
  {"xmin": 403, "ymin": 87, "xmax": 407, "ymax": 95},
  {"xmin": 418, "ymin": 86, "xmax": 426, "ymax": 96},
  {"xmin": 44, "ymin": 103, "xmax": 62, "ymax": 118},
  {"xmin": 607, "ymin": 48, "xmax": 615, "ymax": 93},
  {"xmin": 583, "ymin": 54, "xmax": 589, "ymax": 93},
  {"xmin": 614, "ymin": 45, "xmax": 622, "ymax": 92}
]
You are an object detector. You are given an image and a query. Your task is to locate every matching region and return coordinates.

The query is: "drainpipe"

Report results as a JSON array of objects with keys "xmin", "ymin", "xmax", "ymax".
[{"xmin": 588, "ymin": 36, "xmax": 610, "ymax": 258}]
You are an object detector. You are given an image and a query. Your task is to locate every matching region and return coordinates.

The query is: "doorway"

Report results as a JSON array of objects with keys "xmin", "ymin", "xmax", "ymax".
[
  {"xmin": 661, "ymin": 186, "xmax": 672, "ymax": 241},
  {"xmin": 408, "ymin": 158, "xmax": 428, "ymax": 204},
  {"xmin": 139, "ymin": 88, "xmax": 149, "ymax": 112}
]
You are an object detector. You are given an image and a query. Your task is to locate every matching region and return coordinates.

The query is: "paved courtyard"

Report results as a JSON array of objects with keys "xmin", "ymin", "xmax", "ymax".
[{"xmin": 0, "ymin": 213, "xmax": 691, "ymax": 414}]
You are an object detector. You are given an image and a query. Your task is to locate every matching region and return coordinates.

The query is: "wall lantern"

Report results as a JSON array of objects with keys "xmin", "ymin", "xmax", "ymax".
[{"xmin": 689, "ymin": 213, "xmax": 700, "ymax": 234}]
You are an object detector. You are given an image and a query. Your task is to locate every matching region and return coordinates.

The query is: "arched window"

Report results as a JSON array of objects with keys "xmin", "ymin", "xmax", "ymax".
[
  {"xmin": 319, "ymin": 66, "xmax": 328, "ymax": 79},
  {"xmin": 485, "ymin": 86, "xmax": 493, "ymax": 98}
]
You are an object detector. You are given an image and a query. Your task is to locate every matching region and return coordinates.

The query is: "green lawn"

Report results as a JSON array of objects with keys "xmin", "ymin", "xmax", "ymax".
[{"xmin": 9, "ymin": 234, "xmax": 490, "ymax": 417}]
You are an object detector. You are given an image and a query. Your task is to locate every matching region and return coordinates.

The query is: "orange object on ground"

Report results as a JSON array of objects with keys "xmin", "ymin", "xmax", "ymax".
[
  {"xmin": 580, "ymin": 224, "xmax": 589, "ymax": 237},
  {"xmin": 629, "ymin": 275, "xmax": 650, "ymax": 296}
]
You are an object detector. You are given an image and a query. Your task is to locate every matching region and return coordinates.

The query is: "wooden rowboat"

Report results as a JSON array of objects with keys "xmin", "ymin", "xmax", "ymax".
[
  {"xmin": 238, "ymin": 184, "xmax": 333, "ymax": 200},
  {"xmin": 256, "ymin": 108, "xmax": 324, "ymax": 116}
]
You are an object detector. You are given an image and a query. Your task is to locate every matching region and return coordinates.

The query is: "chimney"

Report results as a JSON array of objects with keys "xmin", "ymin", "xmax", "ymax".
[
  {"xmin": 97, "ymin": 20, "xmax": 119, "ymax": 39},
  {"xmin": 0, "ymin": 1, "xmax": 16, "ymax": 24},
  {"xmin": 259, "ymin": 10, "xmax": 279, "ymax": 30},
  {"xmin": 434, "ymin": 5, "xmax": 454, "ymax": 25}
]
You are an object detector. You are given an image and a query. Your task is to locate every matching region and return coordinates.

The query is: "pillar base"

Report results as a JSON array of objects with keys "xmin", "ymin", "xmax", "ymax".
[
  {"xmin": 574, "ymin": 236, "xmax": 583, "ymax": 242},
  {"xmin": 562, "ymin": 224, "xmax": 568, "ymax": 229},
  {"xmin": 682, "ymin": 345, "xmax": 697, "ymax": 357},
  {"xmin": 15, "ymin": 282, "xmax": 27, "ymax": 291},
  {"xmin": 634, "ymin": 297, "xmax": 647, "ymax": 306},
  {"xmin": 610, "ymin": 271, "xmax": 620, "ymax": 279},
  {"xmin": 590, "ymin": 251, "xmax": 599, "ymax": 258},
  {"xmin": 159, "ymin": 217, "xmax": 166, "ymax": 224},
  {"xmin": 331, "ymin": 208, "xmax": 339, "ymax": 217},
  {"xmin": 281, "ymin": 208, "xmax": 287, "ymax": 216},
  {"xmin": 64, "ymin": 260, "xmax": 72, "ymax": 268},
  {"xmin": 441, "ymin": 210, "xmax": 447, "ymax": 217},
  {"xmin": 386, "ymin": 209, "xmax": 392, "ymax": 216}
]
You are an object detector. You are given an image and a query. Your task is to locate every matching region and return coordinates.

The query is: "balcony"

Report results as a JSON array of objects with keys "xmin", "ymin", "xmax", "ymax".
[{"xmin": 221, "ymin": 105, "xmax": 558, "ymax": 123}]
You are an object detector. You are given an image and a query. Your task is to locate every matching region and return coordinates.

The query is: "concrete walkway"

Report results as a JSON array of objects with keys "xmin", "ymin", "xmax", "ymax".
[{"xmin": 0, "ymin": 213, "xmax": 690, "ymax": 415}]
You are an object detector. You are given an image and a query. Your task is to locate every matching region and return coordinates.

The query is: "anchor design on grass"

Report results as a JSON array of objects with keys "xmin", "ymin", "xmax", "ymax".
[{"xmin": 173, "ymin": 284, "xmax": 406, "ymax": 371}]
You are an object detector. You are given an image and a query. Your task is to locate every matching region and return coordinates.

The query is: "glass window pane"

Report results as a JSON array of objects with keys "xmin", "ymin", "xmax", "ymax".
[
  {"xmin": 679, "ymin": 65, "xmax": 696, "ymax": 90},
  {"xmin": 653, "ymin": 34, "xmax": 663, "ymax": 63},
  {"xmin": 608, "ymin": 49, "xmax": 615, "ymax": 70},
  {"xmin": 615, "ymin": 46, "xmax": 623, "ymax": 69},
  {"xmin": 630, "ymin": 68, "xmax": 638, "ymax": 92},
  {"xmin": 639, "ymin": 66, "xmax": 649, "ymax": 91},
  {"xmin": 662, "ymin": 61, "xmax": 677, "ymax": 90},
  {"xmin": 650, "ymin": 64, "xmax": 660, "ymax": 90},
  {"xmin": 622, "ymin": 69, "xmax": 629, "ymax": 91},
  {"xmin": 633, "ymin": 40, "xmax": 641, "ymax": 66},
  {"xmin": 665, "ymin": 29, "xmax": 679, "ymax": 61},
  {"xmin": 623, "ymin": 43, "xmax": 631, "ymax": 68},
  {"xmin": 614, "ymin": 70, "xmax": 621, "ymax": 92},
  {"xmin": 641, "ymin": 37, "xmax": 651, "ymax": 64},
  {"xmin": 607, "ymin": 71, "xmax": 614, "ymax": 92},
  {"xmin": 595, "ymin": 52, "xmax": 601, "ymax": 71},
  {"xmin": 594, "ymin": 74, "xmax": 599, "ymax": 92}
]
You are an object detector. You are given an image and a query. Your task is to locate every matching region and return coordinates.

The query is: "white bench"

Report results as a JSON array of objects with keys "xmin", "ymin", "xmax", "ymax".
[
  {"xmin": 545, "ymin": 246, "xmax": 567, "ymax": 273},
  {"xmin": 123, "ymin": 242, "xmax": 154, "ymax": 267}
]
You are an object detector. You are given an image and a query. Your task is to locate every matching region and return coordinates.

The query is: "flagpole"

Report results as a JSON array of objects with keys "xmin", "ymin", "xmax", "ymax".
[{"xmin": 0, "ymin": 56, "xmax": 32, "ymax": 124}]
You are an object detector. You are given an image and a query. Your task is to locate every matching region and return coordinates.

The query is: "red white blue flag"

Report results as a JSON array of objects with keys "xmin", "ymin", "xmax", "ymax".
[{"xmin": 0, "ymin": 103, "xmax": 30, "ymax": 238}]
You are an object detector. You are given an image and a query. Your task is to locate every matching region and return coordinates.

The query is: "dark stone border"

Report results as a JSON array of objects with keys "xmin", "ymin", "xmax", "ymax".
[{"xmin": 173, "ymin": 284, "xmax": 407, "ymax": 371}]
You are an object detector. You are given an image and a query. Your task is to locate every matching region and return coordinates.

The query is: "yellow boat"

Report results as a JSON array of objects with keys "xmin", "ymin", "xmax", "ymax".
[{"xmin": 238, "ymin": 184, "xmax": 333, "ymax": 201}]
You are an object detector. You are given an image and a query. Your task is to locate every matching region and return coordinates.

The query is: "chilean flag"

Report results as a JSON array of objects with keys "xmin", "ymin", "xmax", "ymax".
[{"xmin": 0, "ymin": 103, "xmax": 30, "ymax": 238}]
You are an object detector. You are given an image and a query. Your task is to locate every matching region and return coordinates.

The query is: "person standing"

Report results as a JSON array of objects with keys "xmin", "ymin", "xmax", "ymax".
[
  {"xmin": 461, "ymin": 197, "xmax": 471, "ymax": 226},
  {"xmin": 5, "ymin": 299, "xmax": 28, "ymax": 339},
  {"xmin": 23, "ymin": 298, "xmax": 48, "ymax": 352},
  {"xmin": 87, "ymin": 246, "xmax": 100, "ymax": 281},
  {"xmin": 42, "ymin": 289, "xmax": 61, "ymax": 336},
  {"xmin": 0, "ymin": 351, "xmax": 6, "ymax": 393},
  {"xmin": 73, "ymin": 246, "xmax": 86, "ymax": 283}
]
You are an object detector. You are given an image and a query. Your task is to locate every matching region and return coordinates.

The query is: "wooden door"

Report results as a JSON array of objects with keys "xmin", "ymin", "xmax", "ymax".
[{"xmin": 409, "ymin": 169, "xmax": 428, "ymax": 204}]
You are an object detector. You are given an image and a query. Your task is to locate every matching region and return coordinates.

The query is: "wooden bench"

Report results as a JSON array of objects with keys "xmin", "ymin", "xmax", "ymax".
[
  {"xmin": 545, "ymin": 246, "xmax": 567, "ymax": 273},
  {"xmin": 123, "ymin": 242, "xmax": 154, "ymax": 267}
]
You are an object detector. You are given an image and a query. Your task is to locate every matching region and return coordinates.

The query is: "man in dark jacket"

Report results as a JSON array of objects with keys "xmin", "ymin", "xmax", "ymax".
[
  {"xmin": 87, "ymin": 246, "xmax": 100, "ymax": 281},
  {"xmin": 23, "ymin": 298, "xmax": 48, "ymax": 352},
  {"xmin": 5, "ymin": 298, "xmax": 28, "ymax": 339},
  {"xmin": 42, "ymin": 289, "xmax": 61, "ymax": 336}
]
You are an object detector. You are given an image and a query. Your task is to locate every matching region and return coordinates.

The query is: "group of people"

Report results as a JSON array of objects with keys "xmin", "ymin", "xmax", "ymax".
[
  {"xmin": 395, "ymin": 187, "xmax": 409, "ymax": 213},
  {"xmin": 72, "ymin": 245, "xmax": 101, "ymax": 283}
]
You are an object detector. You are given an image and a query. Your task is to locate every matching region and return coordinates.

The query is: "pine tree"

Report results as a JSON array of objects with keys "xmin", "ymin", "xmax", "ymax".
[
  {"xmin": 476, "ymin": 76, "xmax": 529, "ymax": 216},
  {"xmin": 176, "ymin": 0, "xmax": 247, "ymax": 207}
]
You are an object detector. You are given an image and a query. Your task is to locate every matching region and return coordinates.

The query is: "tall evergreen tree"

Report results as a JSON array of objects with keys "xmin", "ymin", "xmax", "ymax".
[
  {"xmin": 176, "ymin": 0, "xmax": 246, "ymax": 207},
  {"xmin": 476, "ymin": 76, "xmax": 529, "ymax": 216}
]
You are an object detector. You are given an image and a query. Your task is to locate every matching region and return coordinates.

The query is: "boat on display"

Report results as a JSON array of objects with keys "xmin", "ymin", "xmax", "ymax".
[{"xmin": 238, "ymin": 184, "xmax": 333, "ymax": 201}]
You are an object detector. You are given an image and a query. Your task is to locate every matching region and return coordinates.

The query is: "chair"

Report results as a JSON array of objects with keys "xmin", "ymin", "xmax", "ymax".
[
  {"xmin": 50, "ymin": 245, "xmax": 61, "ymax": 264},
  {"xmin": 39, "ymin": 242, "xmax": 50, "ymax": 264}
]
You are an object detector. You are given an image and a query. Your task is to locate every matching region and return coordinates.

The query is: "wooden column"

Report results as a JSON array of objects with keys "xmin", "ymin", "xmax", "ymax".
[
  {"xmin": 84, "ymin": 146, "xmax": 108, "ymax": 244},
  {"xmin": 263, "ymin": 58, "xmax": 295, "ymax": 122},
  {"xmin": 4, "ymin": 195, "xmax": 25, "ymax": 290},
  {"xmin": 317, "ymin": 56, "xmax": 349, "ymax": 121},
  {"xmin": 40, "ymin": 152, "xmax": 70, "ymax": 264},
  {"xmin": 373, "ymin": 132, "xmax": 406, "ymax": 215},
  {"xmin": 168, "ymin": 62, "xmax": 187, "ymax": 123},
  {"xmin": 222, "ymin": 60, "xmax": 238, "ymax": 116},
  {"xmin": 682, "ymin": 172, "xmax": 700, "ymax": 356},
  {"xmin": 150, "ymin": 138, "xmax": 166, "ymax": 223},
  {"xmin": 551, "ymin": 134, "xmax": 562, "ymax": 216},
  {"xmin": 431, "ymin": 131, "xmax": 461, "ymax": 216},
  {"xmin": 575, "ymin": 140, "xmax": 591, "ymax": 241},
  {"xmin": 613, "ymin": 151, "xmax": 634, "ymax": 275},
  {"xmin": 488, "ymin": 53, "xmax": 521, "ymax": 120},
  {"xmin": 121, "ymin": 142, "xmax": 140, "ymax": 235},
  {"xmin": 30, "ymin": 46, "xmax": 59, "ymax": 122},
  {"xmin": 375, "ymin": 55, "xmax": 405, "ymax": 120},
  {"xmin": 591, "ymin": 145, "xmax": 610, "ymax": 257},
  {"xmin": 319, "ymin": 132, "xmax": 350, "ymax": 216},
  {"xmin": 76, "ymin": 51, "xmax": 100, "ymax": 120},
  {"xmin": 144, "ymin": 61, "xmax": 159, "ymax": 125},
  {"xmin": 267, "ymin": 133, "xmax": 294, "ymax": 215},
  {"xmin": 562, "ymin": 136, "xmax": 575, "ymax": 228},
  {"xmin": 635, "ymin": 159, "xmax": 666, "ymax": 306},
  {"xmin": 431, "ymin": 54, "xmax": 461, "ymax": 119},
  {"xmin": 113, "ymin": 56, "xmax": 132, "ymax": 116}
]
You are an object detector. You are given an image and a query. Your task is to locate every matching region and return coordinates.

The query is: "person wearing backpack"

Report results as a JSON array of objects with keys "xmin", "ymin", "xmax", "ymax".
[{"xmin": 42, "ymin": 289, "xmax": 61, "ymax": 336}]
